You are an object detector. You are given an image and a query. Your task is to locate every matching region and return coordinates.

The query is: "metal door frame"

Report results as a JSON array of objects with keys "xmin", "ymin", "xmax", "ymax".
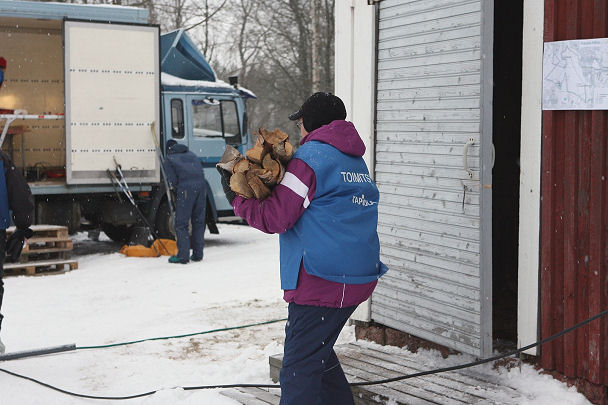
[{"xmin": 479, "ymin": 0, "xmax": 494, "ymax": 358}]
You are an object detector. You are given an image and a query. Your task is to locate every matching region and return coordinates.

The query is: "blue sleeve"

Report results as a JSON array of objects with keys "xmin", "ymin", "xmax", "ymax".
[{"xmin": 163, "ymin": 157, "xmax": 177, "ymax": 189}]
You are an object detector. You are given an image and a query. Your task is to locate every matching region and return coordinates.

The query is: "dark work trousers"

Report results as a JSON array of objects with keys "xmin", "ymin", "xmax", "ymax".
[
  {"xmin": 279, "ymin": 302, "xmax": 357, "ymax": 405},
  {"xmin": 175, "ymin": 186, "xmax": 206, "ymax": 261},
  {"xmin": 0, "ymin": 229, "xmax": 5, "ymax": 331}
]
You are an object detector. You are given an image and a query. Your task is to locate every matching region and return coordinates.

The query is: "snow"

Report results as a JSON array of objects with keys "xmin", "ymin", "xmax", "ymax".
[
  {"xmin": 0, "ymin": 224, "xmax": 591, "ymax": 404},
  {"xmin": 161, "ymin": 72, "xmax": 257, "ymax": 98},
  {"xmin": 161, "ymin": 72, "xmax": 229, "ymax": 89}
]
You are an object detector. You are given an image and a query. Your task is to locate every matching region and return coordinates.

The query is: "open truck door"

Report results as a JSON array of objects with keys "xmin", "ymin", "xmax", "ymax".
[{"xmin": 64, "ymin": 20, "xmax": 160, "ymax": 185}]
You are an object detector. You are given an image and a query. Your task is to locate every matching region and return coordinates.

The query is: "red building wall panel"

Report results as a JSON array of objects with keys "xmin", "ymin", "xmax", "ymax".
[{"xmin": 542, "ymin": 0, "xmax": 608, "ymax": 391}]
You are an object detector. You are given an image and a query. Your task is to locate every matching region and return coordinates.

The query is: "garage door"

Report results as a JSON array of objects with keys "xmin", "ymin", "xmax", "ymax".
[{"xmin": 371, "ymin": 0, "xmax": 494, "ymax": 357}]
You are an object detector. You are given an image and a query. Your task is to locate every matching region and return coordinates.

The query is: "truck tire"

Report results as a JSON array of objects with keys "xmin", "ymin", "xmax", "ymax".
[
  {"xmin": 154, "ymin": 199, "xmax": 175, "ymax": 239},
  {"xmin": 154, "ymin": 197, "xmax": 217, "ymax": 238},
  {"xmin": 36, "ymin": 199, "xmax": 81, "ymax": 234},
  {"xmin": 206, "ymin": 198, "xmax": 219, "ymax": 234},
  {"xmin": 101, "ymin": 223, "xmax": 132, "ymax": 243}
]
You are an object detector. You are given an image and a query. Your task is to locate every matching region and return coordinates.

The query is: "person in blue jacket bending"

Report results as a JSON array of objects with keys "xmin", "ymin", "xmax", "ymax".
[{"xmin": 163, "ymin": 140, "xmax": 207, "ymax": 264}]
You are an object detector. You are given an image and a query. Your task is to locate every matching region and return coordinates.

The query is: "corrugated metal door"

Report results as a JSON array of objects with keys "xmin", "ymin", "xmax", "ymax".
[{"xmin": 372, "ymin": 0, "xmax": 494, "ymax": 357}]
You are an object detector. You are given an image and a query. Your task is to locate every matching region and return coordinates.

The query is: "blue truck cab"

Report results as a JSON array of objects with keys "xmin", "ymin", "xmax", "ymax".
[{"xmin": 160, "ymin": 30, "xmax": 255, "ymax": 219}]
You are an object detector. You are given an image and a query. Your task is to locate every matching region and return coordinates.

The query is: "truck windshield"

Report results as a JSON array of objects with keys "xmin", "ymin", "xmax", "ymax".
[{"xmin": 192, "ymin": 99, "xmax": 241, "ymax": 145}]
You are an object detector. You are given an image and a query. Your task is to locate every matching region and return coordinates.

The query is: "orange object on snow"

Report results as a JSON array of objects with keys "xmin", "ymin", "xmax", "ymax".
[{"xmin": 120, "ymin": 239, "xmax": 177, "ymax": 257}]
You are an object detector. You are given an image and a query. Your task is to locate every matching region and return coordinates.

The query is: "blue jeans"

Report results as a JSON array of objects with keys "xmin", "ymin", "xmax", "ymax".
[
  {"xmin": 175, "ymin": 186, "xmax": 206, "ymax": 261},
  {"xmin": 279, "ymin": 303, "xmax": 357, "ymax": 405}
]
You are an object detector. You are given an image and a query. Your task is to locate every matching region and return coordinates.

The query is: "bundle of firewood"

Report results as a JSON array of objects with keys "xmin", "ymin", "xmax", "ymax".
[{"xmin": 217, "ymin": 128, "xmax": 293, "ymax": 199}]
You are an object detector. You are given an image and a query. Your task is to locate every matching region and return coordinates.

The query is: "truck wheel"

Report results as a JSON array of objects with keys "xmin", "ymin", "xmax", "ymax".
[
  {"xmin": 36, "ymin": 199, "xmax": 81, "ymax": 234},
  {"xmin": 101, "ymin": 223, "xmax": 132, "ymax": 243},
  {"xmin": 206, "ymin": 198, "xmax": 219, "ymax": 234},
  {"xmin": 154, "ymin": 199, "xmax": 175, "ymax": 239}
]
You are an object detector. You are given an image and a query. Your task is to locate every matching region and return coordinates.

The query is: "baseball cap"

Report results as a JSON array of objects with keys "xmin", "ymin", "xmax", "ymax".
[{"xmin": 288, "ymin": 92, "xmax": 347, "ymax": 132}]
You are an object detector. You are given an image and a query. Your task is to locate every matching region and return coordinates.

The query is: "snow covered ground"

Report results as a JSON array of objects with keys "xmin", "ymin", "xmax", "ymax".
[{"xmin": 0, "ymin": 224, "xmax": 591, "ymax": 404}]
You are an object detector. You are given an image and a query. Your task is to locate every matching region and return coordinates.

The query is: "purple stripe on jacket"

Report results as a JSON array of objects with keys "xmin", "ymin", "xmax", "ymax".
[{"xmin": 232, "ymin": 120, "xmax": 377, "ymax": 308}]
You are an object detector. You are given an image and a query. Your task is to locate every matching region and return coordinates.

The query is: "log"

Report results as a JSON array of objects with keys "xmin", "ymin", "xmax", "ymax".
[
  {"xmin": 217, "ymin": 145, "xmax": 244, "ymax": 172},
  {"xmin": 233, "ymin": 158, "xmax": 250, "ymax": 174},
  {"xmin": 246, "ymin": 171, "xmax": 271, "ymax": 200},
  {"xmin": 219, "ymin": 126, "xmax": 293, "ymax": 200},
  {"xmin": 251, "ymin": 167, "xmax": 275, "ymax": 185},
  {"xmin": 230, "ymin": 172, "xmax": 254, "ymax": 198},
  {"xmin": 245, "ymin": 136, "xmax": 268, "ymax": 164},
  {"xmin": 273, "ymin": 141, "xmax": 293, "ymax": 163},
  {"xmin": 259, "ymin": 128, "xmax": 289, "ymax": 145},
  {"xmin": 262, "ymin": 154, "xmax": 281, "ymax": 184}
]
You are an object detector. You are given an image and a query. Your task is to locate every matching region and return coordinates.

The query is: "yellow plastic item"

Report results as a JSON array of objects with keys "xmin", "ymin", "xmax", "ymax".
[{"xmin": 120, "ymin": 239, "xmax": 177, "ymax": 257}]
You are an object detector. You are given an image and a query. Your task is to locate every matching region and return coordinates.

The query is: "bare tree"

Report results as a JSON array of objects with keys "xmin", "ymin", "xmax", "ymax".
[
  {"xmin": 202, "ymin": 0, "xmax": 335, "ymax": 142},
  {"xmin": 311, "ymin": 0, "xmax": 322, "ymax": 93}
]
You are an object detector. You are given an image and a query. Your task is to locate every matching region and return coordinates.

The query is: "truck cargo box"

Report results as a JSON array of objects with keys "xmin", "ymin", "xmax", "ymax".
[{"xmin": 0, "ymin": 1, "xmax": 160, "ymax": 190}]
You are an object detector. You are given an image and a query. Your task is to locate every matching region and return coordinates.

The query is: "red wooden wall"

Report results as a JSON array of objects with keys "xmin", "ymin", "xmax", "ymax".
[{"xmin": 541, "ymin": 0, "xmax": 608, "ymax": 391}]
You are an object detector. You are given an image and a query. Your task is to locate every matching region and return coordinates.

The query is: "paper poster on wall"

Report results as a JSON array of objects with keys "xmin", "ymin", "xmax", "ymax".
[{"xmin": 542, "ymin": 38, "xmax": 608, "ymax": 110}]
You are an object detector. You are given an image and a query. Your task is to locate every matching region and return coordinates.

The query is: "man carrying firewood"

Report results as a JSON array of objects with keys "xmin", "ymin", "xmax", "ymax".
[
  {"xmin": 0, "ymin": 150, "xmax": 34, "ymax": 354},
  {"xmin": 217, "ymin": 92, "xmax": 388, "ymax": 404}
]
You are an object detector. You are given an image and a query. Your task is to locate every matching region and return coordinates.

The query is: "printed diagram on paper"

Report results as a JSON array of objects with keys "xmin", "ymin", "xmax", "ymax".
[{"xmin": 542, "ymin": 38, "xmax": 608, "ymax": 110}]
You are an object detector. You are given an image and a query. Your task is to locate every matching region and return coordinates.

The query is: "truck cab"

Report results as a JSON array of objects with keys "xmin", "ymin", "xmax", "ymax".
[
  {"xmin": 160, "ymin": 30, "xmax": 255, "ymax": 218},
  {"xmin": 152, "ymin": 29, "xmax": 255, "ymax": 238},
  {"xmin": 162, "ymin": 90, "xmax": 251, "ymax": 213}
]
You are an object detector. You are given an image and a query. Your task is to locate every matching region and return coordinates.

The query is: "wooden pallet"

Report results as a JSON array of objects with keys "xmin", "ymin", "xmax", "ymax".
[
  {"xmin": 240, "ymin": 342, "xmax": 524, "ymax": 405},
  {"xmin": 220, "ymin": 387, "xmax": 281, "ymax": 405},
  {"xmin": 3, "ymin": 259, "xmax": 78, "ymax": 276},
  {"xmin": 7, "ymin": 225, "xmax": 69, "ymax": 240},
  {"xmin": 4, "ymin": 225, "xmax": 77, "ymax": 276}
]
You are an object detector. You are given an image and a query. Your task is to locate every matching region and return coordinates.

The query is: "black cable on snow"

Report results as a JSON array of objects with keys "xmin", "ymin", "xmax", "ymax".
[{"xmin": 0, "ymin": 308, "xmax": 606, "ymax": 400}]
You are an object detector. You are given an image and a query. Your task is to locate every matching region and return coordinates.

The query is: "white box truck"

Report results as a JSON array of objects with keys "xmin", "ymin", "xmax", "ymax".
[{"xmin": 0, "ymin": 1, "xmax": 255, "ymax": 241}]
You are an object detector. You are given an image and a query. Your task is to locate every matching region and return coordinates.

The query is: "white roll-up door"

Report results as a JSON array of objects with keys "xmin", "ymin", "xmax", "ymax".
[
  {"xmin": 64, "ymin": 20, "xmax": 160, "ymax": 184},
  {"xmin": 372, "ymin": 0, "xmax": 494, "ymax": 357}
]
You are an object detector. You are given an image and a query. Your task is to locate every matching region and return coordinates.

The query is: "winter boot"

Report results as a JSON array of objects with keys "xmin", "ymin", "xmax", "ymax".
[
  {"xmin": 190, "ymin": 254, "xmax": 203, "ymax": 262},
  {"xmin": 168, "ymin": 256, "xmax": 188, "ymax": 264}
]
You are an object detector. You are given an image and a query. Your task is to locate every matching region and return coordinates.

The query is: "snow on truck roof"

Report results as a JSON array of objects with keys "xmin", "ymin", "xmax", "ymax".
[{"xmin": 161, "ymin": 72, "xmax": 257, "ymax": 99}]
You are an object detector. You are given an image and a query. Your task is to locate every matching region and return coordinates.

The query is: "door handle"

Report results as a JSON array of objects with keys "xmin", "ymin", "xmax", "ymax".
[{"xmin": 463, "ymin": 137, "xmax": 475, "ymax": 179}]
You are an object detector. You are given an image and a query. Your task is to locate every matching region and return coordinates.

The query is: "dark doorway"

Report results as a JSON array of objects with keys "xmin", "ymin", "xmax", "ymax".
[{"xmin": 492, "ymin": 0, "xmax": 523, "ymax": 345}]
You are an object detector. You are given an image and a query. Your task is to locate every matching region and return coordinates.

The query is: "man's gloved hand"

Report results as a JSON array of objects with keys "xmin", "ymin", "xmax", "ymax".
[
  {"xmin": 6, "ymin": 228, "xmax": 33, "ymax": 263},
  {"xmin": 216, "ymin": 167, "xmax": 236, "ymax": 205}
]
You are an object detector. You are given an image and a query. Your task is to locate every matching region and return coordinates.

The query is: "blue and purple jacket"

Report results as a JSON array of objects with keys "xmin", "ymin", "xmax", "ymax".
[{"xmin": 233, "ymin": 120, "xmax": 386, "ymax": 308}]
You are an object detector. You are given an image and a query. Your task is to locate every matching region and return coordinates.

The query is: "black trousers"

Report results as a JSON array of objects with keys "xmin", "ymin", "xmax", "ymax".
[
  {"xmin": 0, "ymin": 229, "xmax": 5, "ymax": 330},
  {"xmin": 279, "ymin": 303, "xmax": 357, "ymax": 405}
]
